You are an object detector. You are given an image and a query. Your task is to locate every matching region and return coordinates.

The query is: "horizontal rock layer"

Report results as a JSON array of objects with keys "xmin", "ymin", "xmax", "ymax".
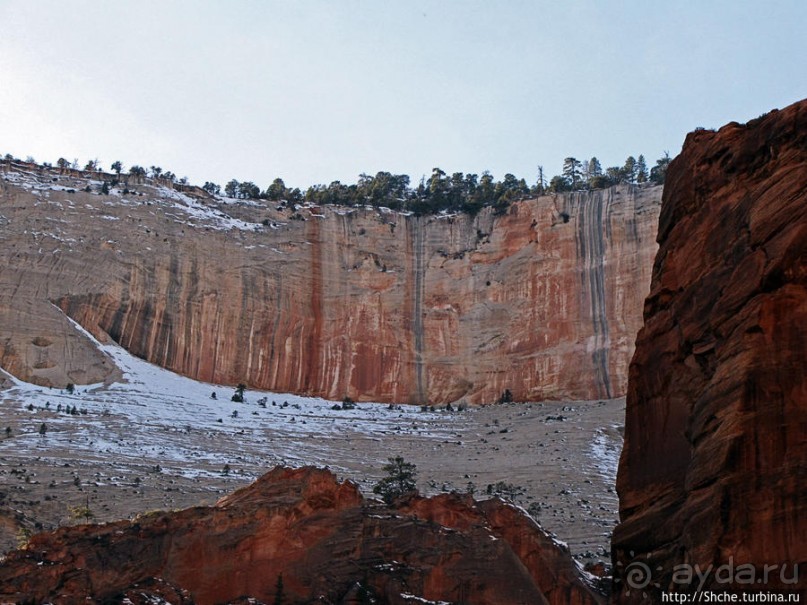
[
  {"xmin": 613, "ymin": 100, "xmax": 807, "ymax": 601},
  {"xmin": 0, "ymin": 165, "xmax": 659, "ymax": 403},
  {"xmin": 0, "ymin": 466, "xmax": 603, "ymax": 605}
]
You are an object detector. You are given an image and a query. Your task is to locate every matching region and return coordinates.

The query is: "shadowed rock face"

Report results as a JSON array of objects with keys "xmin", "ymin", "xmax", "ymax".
[
  {"xmin": 0, "ymin": 466, "xmax": 603, "ymax": 605},
  {"xmin": 0, "ymin": 165, "xmax": 659, "ymax": 404},
  {"xmin": 613, "ymin": 101, "xmax": 807, "ymax": 602}
]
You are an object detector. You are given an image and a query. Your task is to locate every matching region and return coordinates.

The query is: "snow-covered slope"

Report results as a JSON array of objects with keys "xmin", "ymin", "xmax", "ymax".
[{"xmin": 0, "ymin": 313, "xmax": 459, "ymax": 483}]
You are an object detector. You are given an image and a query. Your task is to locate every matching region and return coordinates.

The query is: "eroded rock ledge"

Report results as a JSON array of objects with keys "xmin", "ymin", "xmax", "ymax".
[{"xmin": 0, "ymin": 466, "xmax": 602, "ymax": 605}]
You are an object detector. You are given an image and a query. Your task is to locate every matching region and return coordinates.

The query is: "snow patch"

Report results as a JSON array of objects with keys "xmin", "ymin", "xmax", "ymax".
[
  {"xmin": 399, "ymin": 594, "xmax": 452, "ymax": 605},
  {"xmin": 588, "ymin": 428, "xmax": 621, "ymax": 483},
  {"xmin": 0, "ymin": 308, "xmax": 458, "ymax": 483}
]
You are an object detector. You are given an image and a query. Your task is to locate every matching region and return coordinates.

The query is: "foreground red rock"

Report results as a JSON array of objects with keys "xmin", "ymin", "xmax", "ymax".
[
  {"xmin": 613, "ymin": 100, "xmax": 807, "ymax": 602},
  {"xmin": 0, "ymin": 162, "xmax": 659, "ymax": 403},
  {"xmin": 0, "ymin": 466, "xmax": 602, "ymax": 605}
]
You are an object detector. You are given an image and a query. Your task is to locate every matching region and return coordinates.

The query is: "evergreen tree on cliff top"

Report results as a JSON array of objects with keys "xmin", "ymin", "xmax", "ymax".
[
  {"xmin": 650, "ymin": 152, "xmax": 671, "ymax": 185},
  {"xmin": 636, "ymin": 154, "xmax": 648, "ymax": 183},
  {"xmin": 562, "ymin": 157, "xmax": 583, "ymax": 190}
]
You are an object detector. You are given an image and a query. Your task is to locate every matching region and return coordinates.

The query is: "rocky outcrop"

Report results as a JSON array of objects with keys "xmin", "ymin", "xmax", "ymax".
[
  {"xmin": 0, "ymin": 164, "xmax": 660, "ymax": 403},
  {"xmin": 613, "ymin": 100, "xmax": 807, "ymax": 601},
  {"xmin": 402, "ymin": 495, "xmax": 600, "ymax": 605},
  {"xmin": 0, "ymin": 466, "xmax": 603, "ymax": 605}
]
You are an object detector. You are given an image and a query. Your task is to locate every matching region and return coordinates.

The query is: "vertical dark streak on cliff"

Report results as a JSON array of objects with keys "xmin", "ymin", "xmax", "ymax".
[
  {"xmin": 210, "ymin": 292, "xmax": 222, "ymax": 385},
  {"xmin": 412, "ymin": 216, "xmax": 426, "ymax": 403},
  {"xmin": 161, "ymin": 252, "xmax": 181, "ymax": 369},
  {"xmin": 184, "ymin": 255, "xmax": 199, "ymax": 376},
  {"xmin": 629, "ymin": 187, "xmax": 640, "ymax": 242},
  {"xmin": 238, "ymin": 268, "xmax": 253, "ymax": 381},
  {"xmin": 109, "ymin": 289, "xmax": 127, "ymax": 345},
  {"xmin": 339, "ymin": 214, "xmax": 354, "ymax": 398},
  {"xmin": 577, "ymin": 189, "xmax": 613, "ymax": 398},
  {"xmin": 269, "ymin": 272, "xmax": 282, "ymax": 370},
  {"xmin": 125, "ymin": 264, "xmax": 153, "ymax": 359},
  {"xmin": 306, "ymin": 218, "xmax": 324, "ymax": 391}
]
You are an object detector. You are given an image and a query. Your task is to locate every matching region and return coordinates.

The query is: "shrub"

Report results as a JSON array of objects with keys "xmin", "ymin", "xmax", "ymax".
[
  {"xmin": 16, "ymin": 527, "xmax": 32, "ymax": 549},
  {"xmin": 231, "ymin": 383, "xmax": 246, "ymax": 403},
  {"xmin": 68, "ymin": 503, "xmax": 94, "ymax": 523},
  {"xmin": 485, "ymin": 481, "xmax": 526, "ymax": 503}
]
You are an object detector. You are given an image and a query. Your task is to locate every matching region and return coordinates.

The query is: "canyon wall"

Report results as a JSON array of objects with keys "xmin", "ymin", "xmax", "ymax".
[
  {"xmin": 613, "ymin": 101, "xmax": 807, "ymax": 601},
  {"xmin": 0, "ymin": 466, "xmax": 603, "ymax": 605},
  {"xmin": 0, "ymin": 165, "xmax": 660, "ymax": 403}
]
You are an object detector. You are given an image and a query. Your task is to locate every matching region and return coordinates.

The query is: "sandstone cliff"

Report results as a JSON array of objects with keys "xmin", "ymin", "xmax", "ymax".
[
  {"xmin": 0, "ymin": 162, "xmax": 660, "ymax": 403},
  {"xmin": 613, "ymin": 101, "xmax": 807, "ymax": 601},
  {"xmin": 0, "ymin": 466, "xmax": 603, "ymax": 605}
]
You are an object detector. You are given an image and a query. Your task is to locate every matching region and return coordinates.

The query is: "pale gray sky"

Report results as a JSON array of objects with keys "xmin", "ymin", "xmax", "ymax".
[{"xmin": 1, "ymin": 0, "xmax": 805, "ymax": 189}]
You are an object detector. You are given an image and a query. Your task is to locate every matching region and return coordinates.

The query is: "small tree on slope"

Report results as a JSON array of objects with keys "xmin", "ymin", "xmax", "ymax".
[
  {"xmin": 373, "ymin": 456, "xmax": 418, "ymax": 504},
  {"xmin": 231, "ymin": 383, "xmax": 246, "ymax": 403}
]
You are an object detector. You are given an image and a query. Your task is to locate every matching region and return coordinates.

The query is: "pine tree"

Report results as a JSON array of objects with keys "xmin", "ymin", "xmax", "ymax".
[
  {"xmin": 588, "ymin": 157, "xmax": 603, "ymax": 178},
  {"xmin": 535, "ymin": 165, "xmax": 546, "ymax": 193},
  {"xmin": 549, "ymin": 175, "xmax": 569, "ymax": 192},
  {"xmin": 238, "ymin": 181, "xmax": 260, "ymax": 199},
  {"xmin": 266, "ymin": 178, "xmax": 287, "ymax": 201},
  {"xmin": 636, "ymin": 155, "xmax": 648, "ymax": 183},
  {"xmin": 562, "ymin": 157, "xmax": 583, "ymax": 190},
  {"xmin": 373, "ymin": 456, "xmax": 418, "ymax": 504},
  {"xmin": 622, "ymin": 156, "xmax": 637, "ymax": 184},
  {"xmin": 586, "ymin": 157, "xmax": 608, "ymax": 188},
  {"xmin": 203, "ymin": 182, "xmax": 221, "ymax": 195},
  {"xmin": 225, "ymin": 179, "xmax": 240, "ymax": 198},
  {"xmin": 650, "ymin": 152, "xmax": 671, "ymax": 185}
]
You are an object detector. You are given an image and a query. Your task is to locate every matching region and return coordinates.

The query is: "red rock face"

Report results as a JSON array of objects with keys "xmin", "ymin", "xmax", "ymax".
[
  {"xmin": 613, "ymin": 101, "xmax": 807, "ymax": 602},
  {"xmin": 0, "ymin": 466, "xmax": 603, "ymax": 605},
  {"xmin": 0, "ymin": 170, "xmax": 660, "ymax": 404},
  {"xmin": 400, "ymin": 494, "xmax": 600, "ymax": 605}
]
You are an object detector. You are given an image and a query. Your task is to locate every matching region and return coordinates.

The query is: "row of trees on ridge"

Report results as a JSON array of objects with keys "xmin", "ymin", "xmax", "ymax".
[
  {"xmin": 3, "ymin": 152, "xmax": 671, "ymax": 216},
  {"xmin": 211, "ymin": 152, "xmax": 670, "ymax": 216}
]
